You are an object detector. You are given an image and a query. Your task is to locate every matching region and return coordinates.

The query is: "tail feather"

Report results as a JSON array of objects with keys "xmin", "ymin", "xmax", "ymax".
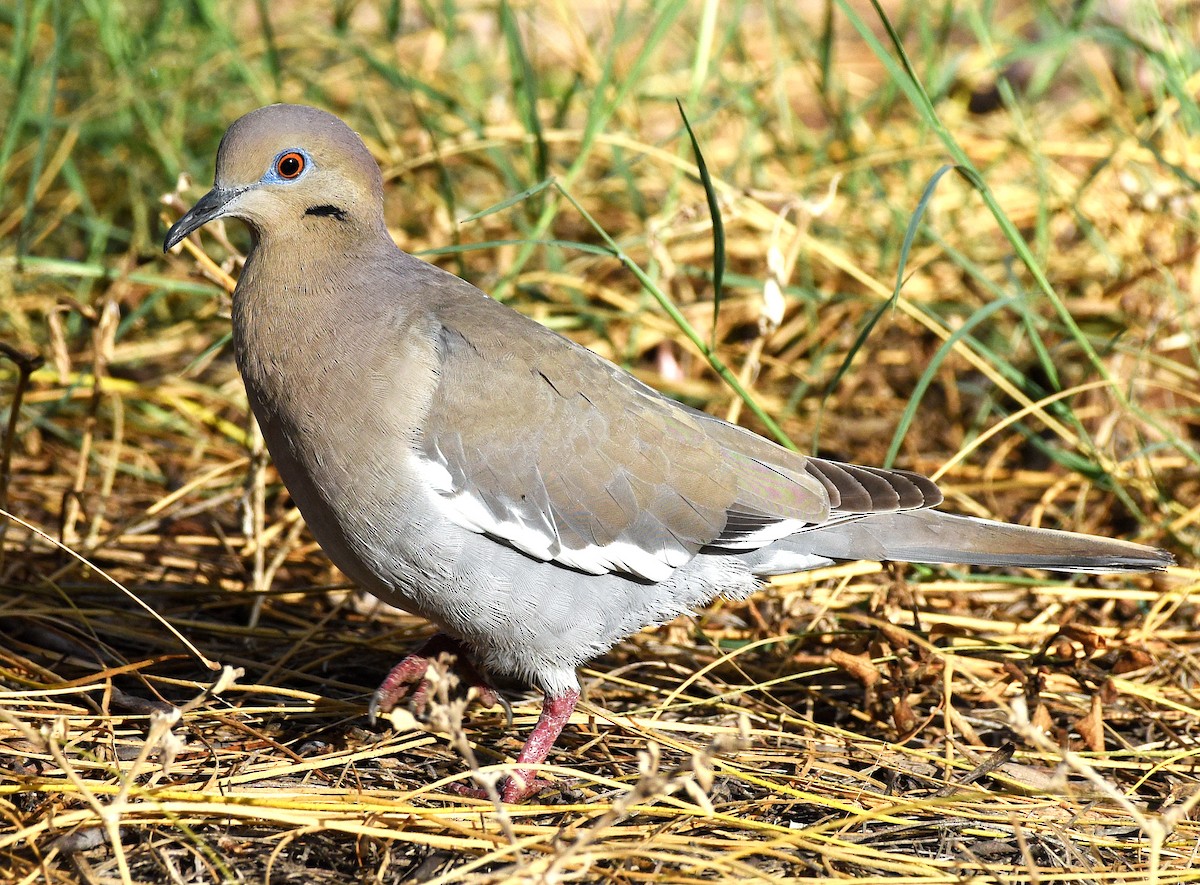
[{"xmin": 762, "ymin": 509, "xmax": 1172, "ymax": 575}]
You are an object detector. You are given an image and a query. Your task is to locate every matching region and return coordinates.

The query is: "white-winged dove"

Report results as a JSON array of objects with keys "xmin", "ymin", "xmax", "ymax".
[{"xmin": 165, "ymin": 104, "xmax": 1172, "ymax": 802}]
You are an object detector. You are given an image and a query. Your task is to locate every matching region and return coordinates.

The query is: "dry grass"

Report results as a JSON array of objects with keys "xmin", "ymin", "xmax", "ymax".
[{"xmin": 3, "ymin": 1, "xmax": 1200, "ymax": 881}]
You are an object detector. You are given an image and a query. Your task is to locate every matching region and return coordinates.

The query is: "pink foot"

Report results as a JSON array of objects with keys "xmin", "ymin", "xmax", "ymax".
[
  {"xmin": 452, "ymin": 689, "xmax": 580, "ymax": 803},
  {"xmin": 368, "ymin": 633, "xmax": 500, "ymax": 722}
]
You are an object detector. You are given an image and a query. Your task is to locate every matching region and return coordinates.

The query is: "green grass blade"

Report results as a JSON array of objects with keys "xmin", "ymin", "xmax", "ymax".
[
  {"xmin": 839, "ymin": 0, "xmax": 1122, "ymax": 407},
  {"xmin": 458, "ymin": 178, "xmax": 557, "ymax": 224},
  {"xmin": 499, "ymin": 0, "xmax": 549, "ymax": 185},
  {"xmin": 884, "ymin": 297, "xmax": 1017, "ymax": 469},
  {"xmin": 555, "ymin": 181, "xmax": 795, "ymax": 449},
  {"xmin": 893, "ymin": 163, "xmax": 956, "ymax": 303},
  {"xmin": 676, "ymin": 101, "xmax": 725, "ymax": 350}
]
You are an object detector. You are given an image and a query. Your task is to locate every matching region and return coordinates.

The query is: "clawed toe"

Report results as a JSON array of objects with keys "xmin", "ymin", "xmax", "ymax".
[
  {"xmin": 451, "ymin": 773, "xmax": 557, "ymax": 803},
  {"xmin": 369, "ymin": 632, "xmax": 502, "ymax": 724},
  {"xmin": 368, "ymin": 654, "xmax": 433, "ymax": 723}
]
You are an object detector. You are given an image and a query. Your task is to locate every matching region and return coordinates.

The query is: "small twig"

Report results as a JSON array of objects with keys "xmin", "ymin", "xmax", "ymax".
[
  {"xmin": 60, "ymin": 295, "xmax": 118, "ymax": 546},
  {"xmin": 0, "ymin": 342, "xmax": 44, "ymax": 566},
  {"xmin": 935, "ymin": 741, "xmax": 1014, "ymax": 797}
]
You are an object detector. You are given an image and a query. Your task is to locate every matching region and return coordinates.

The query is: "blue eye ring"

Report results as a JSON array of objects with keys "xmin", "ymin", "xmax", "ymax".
[{"xmin": 275, "ymin": 150, "xmax": 306, "ymax": 180}]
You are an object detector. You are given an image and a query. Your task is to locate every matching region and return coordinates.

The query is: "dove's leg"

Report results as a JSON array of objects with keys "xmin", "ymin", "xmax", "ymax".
[
  {"xmin": 369, "ymin": 632, "xmax": 499, "ymax": 721},
  {"xmin": 454, "ymin": 688, "xmax": 580, "ymax": 803}
]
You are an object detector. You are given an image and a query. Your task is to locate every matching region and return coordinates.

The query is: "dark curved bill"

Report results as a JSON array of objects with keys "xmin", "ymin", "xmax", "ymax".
[{"xmin": 163, "ymin": 186, "xmax": 243, "ymax": 252}]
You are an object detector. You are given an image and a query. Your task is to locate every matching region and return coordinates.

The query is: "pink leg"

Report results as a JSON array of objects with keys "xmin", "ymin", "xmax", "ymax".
[
  {"xmin": 454, "ymin": 688, "xmax": 580, "ymax": 803},
  {"xmin": 369, "ymin": 633, "xmax": 499, "ymax": 723}
]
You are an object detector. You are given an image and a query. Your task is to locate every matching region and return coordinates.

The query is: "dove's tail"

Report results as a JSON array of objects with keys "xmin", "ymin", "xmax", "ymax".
[{"xmin": 758, "ymin": 509, "xmax": 1172, "ymax": 575}]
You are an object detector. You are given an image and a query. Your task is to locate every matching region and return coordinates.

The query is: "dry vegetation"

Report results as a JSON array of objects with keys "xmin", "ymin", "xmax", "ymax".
[{"xmin": 3, "ymin": 0, "xmax": 1200, "ymax": 881}]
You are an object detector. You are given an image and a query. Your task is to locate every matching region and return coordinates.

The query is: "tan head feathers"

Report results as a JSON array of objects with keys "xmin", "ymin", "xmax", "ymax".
[{"xmin": 164, "ymin": 104, "xmax": 385, "ymax": 250}]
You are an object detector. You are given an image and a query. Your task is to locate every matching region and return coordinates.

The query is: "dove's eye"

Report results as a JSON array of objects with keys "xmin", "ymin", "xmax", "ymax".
[{"xmin": 275, "ymin": 151, "xmax": 306, "ymax": 179}]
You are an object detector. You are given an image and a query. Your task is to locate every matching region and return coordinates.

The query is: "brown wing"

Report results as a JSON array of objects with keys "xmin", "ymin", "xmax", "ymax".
[
  {"xmin": 415, "ymin": 279, "xmax": 830, "ymax": 580},
  {"xmin": 413, "ymin": 267, "xmax": 942, "ymax": 579}
]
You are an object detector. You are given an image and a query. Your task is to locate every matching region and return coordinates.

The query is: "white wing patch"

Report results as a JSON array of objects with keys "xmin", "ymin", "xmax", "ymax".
[
  {"xmin": 709, "ymin": 517, "xmax": 814, "ymax": 551},
  {"xmin": 415, "ymin": 456, "xmax": 560, "ymax": 560},
  {"xmin": 554, "ymin": 539, "xmax": 685, "ymax": 581},
  {"xmin": 413, "ymin": 452, "xmax": 684, "ymax": 581}
]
